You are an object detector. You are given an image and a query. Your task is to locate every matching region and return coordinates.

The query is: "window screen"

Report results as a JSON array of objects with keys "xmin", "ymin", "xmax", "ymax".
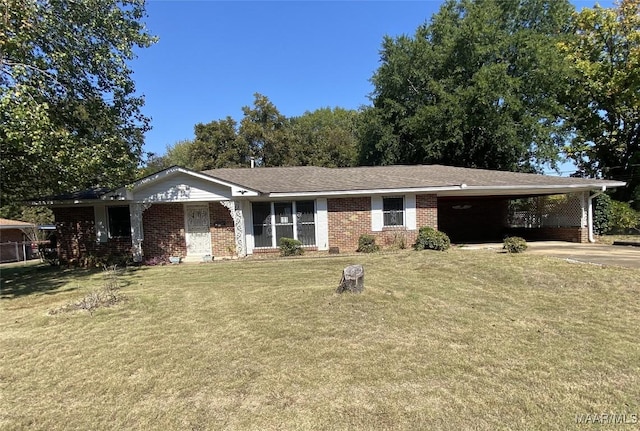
[{"xmin": 383, "ymin": 197, "xmax": 404, "ymax": 226}]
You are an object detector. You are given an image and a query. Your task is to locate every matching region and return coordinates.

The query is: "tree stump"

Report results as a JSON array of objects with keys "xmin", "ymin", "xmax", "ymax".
[{"xmin": 337, "ymin": 264, "xmax": 364, "ymax": 293}]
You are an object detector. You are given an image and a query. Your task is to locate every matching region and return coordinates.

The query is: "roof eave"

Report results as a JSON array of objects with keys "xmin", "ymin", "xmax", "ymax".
[
  {"xmin": 267, "ymin": 181, "xmax": 626, "ymax": 198},
  {"xmin": 437, "ymin": 182, "xmax": 626, "ymax": 197}
]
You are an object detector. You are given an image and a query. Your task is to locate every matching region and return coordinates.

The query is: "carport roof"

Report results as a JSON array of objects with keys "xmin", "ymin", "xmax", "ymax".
[{"xmin": 202, "ymin": 165, "xmax": 626, "ymax": 196}]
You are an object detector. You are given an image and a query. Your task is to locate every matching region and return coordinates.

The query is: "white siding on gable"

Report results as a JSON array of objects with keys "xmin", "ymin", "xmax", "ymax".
[
  {"xmin": 134, "ymin": 173, "xmax": 232, "ymax": 203},
  {"xmin": 405, "ymin": 193, "xmax": 417, "ymax": 230},
  {"xmin": 371, "ymin": 196, "xmax": 383, "ymax": 232}
]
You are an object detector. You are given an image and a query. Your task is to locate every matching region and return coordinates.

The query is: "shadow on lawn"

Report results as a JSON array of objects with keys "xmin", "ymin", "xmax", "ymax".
[{"xmin": 0, "ymin": 264, "xmax": 110, "ymax": 299}]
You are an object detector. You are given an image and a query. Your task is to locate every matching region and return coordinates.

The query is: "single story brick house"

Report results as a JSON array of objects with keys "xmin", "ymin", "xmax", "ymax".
[{"xmin": 37, "ymin": 165, "xmax": 625, "ymax": 263}]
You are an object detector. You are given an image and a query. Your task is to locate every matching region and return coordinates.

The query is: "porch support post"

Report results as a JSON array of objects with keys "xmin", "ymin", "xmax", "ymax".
[
  {"xmin": 130, "ymin": 202, "xmax": 152, "ymax": 263},
  {"xmin": 221, "ymin": 200, "xmax": 246, "ymax": 257}
]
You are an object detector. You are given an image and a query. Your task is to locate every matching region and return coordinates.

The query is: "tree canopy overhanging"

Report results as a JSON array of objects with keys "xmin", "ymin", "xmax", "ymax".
[
  {"xmin": 561, "ymin": 0, "xmax": 640, "ymax": 203},
  {"xmin": 2, "ymin": 0, "xmax": 638, "ymax": 221},
  {"xmin": 1, "ymin": 0, "xmax": 156, "ymax": 215},
  {"xmin": 359, "ymin": 0, "xmax": 576, "ymax": 173}
]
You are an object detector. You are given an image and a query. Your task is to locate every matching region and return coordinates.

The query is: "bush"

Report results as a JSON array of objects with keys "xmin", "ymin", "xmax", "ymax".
[
  {"xmin": 357, "ymin": 234, "xmax": 380, "ymax": 253},
  {"xmin": 609, "ymin": 200, "xmax": 640, "ymax": 233},
  {"xmin": 279, "ymin": 237, "xmax": 303, "ymax": 256},
  {"xmin": 413, "ymin": 227, "xmax": 450, "ymax": 251},
  {"xmin": 503, "ymin": 236, "xmax": 527, "ymax": 253},
  {"xmin": 593, "ymin": 194, "xmax": 612, "ymax": 235}
]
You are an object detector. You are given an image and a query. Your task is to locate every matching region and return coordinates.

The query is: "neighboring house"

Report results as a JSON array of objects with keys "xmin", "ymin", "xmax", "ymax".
[
  {"xmin": 0, "ymin": 218, "xmax": 36, "ymax": 263},
  {"xmin": 35, "ymin": 165, "xmax": 625, "ymax": 263}
]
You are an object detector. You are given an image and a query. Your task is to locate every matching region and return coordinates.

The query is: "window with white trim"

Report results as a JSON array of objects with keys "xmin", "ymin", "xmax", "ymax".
[
  {"xmin": 383, "ymin": 197, "xmax": 404, "ymax": 227},
  {"xmin": 252, "ymin": 201, "xmax": 316, "ymax": 248},
  {"xmin": 107, "ymin": 206, "xmax": 131, "ymax": 238}
]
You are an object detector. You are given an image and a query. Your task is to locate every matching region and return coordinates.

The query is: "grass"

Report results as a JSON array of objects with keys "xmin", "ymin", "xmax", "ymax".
[
  {"xmin": 597, "ymin": 233, "xmax": 640, "ymax": 245},
  {"xmin": 1, "ymin": 250, "xmax": 639, "ymax": 430}
]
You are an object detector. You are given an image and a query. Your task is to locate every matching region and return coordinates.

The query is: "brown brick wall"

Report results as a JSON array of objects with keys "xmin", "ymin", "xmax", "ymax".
[
  {"xmin": 508, "ymin": 227, "xmax": 589, "ymax": 243},
  {"xmin": 141, "ymin": 202, "xmax": 236, "ymax": 259},
  {"xmin": 142, "ymin": 203, "xmax": 186, "ymax": 259},
  {"xmin": 328, "ymin": 197, "xmax": 370, "ymax": 252},
  {"xmin": 416, "ymin": 194, "xmax": 438, "ymax": 228},
  {"xmin": 53, "ymin": 206, "xmax": 131, "ymax": 263},
  {"xmin": 327, "ymin": 195, "xmax": 439, "ymax": 252},
  {"xmin": 209, "ymin": 202, "xmax": 236, "ymax": 257}
]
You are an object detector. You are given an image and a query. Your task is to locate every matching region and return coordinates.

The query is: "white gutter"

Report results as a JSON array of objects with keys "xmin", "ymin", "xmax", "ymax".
[
  {"xmin": 267, "ymin": 181, "xmax": 626, "ymax": 199},
  {"xmin": 587, "ymin": 186, "xmax": 607, "ymax": 243}
]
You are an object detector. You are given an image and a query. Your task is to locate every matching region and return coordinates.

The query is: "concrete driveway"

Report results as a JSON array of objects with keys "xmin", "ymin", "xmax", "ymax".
[
  {"xmin": 526, "ymin": 241, "xmax": 640, "ymax": 269},
  {"xmin": 461, "ymin": 241, "xmax": 640, "ymax": 269}
]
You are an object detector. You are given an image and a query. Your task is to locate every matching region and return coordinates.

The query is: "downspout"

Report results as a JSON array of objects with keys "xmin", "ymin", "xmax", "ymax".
[{"xmin": 587, "ymin": 186, "xmax": 607, "ymax": 243}]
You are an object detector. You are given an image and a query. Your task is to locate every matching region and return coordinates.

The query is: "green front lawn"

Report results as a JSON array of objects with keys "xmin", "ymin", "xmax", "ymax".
[{"xmin": 1, "ymin": 250, "xmax": 639, "ymax": 430}]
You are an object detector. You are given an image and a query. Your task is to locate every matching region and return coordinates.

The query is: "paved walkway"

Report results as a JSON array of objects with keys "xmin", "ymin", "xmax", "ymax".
[{"xmin": 460, "ymin": 241, "xmax": 640, "ymax": 269}]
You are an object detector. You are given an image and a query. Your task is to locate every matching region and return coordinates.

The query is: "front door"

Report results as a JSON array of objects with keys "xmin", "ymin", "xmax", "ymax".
[{"xmin": 185, "ymin": 204, "xmax": 212, "ymax": 258}]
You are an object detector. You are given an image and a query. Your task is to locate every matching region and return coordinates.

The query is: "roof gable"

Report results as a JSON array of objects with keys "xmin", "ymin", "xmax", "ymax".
[{"xmin": 119, "ymin": 166, "xmax": 259, "ymax": 200}]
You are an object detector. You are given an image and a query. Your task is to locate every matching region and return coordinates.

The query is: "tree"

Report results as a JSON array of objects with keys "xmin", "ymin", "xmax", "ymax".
[
  {"xmin": 560, "ymin": 0, "xmax": 640, "ymax": 205},
  {"xmin": 289, "ymin": 107, "xmax": 359, "ymax": 167},
  {"xmin": 190, "ymin": 117, "xmax": 248, "ymax": 170},
  {"xmin": 360, "ymin": 0, "xmax": 575, "ymax": 172},
  {"xmin": 1, "ymin": 0, "xmax": 156, "ymax": 215},
  {"xmin": 140, "ymin": 139, "xmax": 196, "ymax": 176},
  {"xmin": 238, "ymin": 93, "xmax": 295, "ymax": 167}
]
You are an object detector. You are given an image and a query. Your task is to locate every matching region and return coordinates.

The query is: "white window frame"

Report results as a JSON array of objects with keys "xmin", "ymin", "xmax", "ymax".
[
  {"xmin": 107, "ymin": 205, "xmax": 132, "ymax": 239},
  {"xmin": 382, "ymin": 196, "xmax": 405, "ymax": 227},
  {"xmin": 252, "ymin": 201, "xmax": 316, "ymax": 248}
]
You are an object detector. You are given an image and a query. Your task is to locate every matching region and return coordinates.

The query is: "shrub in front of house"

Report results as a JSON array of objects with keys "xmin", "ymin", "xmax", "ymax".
[
  {"xmin": 279, "ymin": 237, "xmax": 304, "ymax": 257},
  {"xmin": 357, "ymin": 234, "xmax": 380, "ymax": 253},
  {"xmin": 413, "ymin": 227, "xmax": 450, "ymax": 251},
  {"xmin": 503, "ymin": 236, "xmax": 527, "ymax": 253}
]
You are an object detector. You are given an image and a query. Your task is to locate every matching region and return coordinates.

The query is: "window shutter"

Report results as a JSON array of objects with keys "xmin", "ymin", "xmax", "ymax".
[
  {"xmin": 371, "ymin": 196, "xmax": 383, "ymax": 231},
  {"xmin": 406, "ymin": 194, "xmax": 417, "ymax": 230}
]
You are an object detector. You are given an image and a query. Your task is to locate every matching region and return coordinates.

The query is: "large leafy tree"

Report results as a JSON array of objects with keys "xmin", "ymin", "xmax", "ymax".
[
  {"xmin": 289, "ymin": 107, "xmax": 359, "ymax": 167},
  {"xmin": 190, "ymin": 117, "xmax": 249, "ymax": 170},
  {"xmin": 561, "ymin": 0, "xmax": 640, "ymax": 205},
  {"xmin": 146, "ymin": 103, "xmax": 360, "ymax": 173},
  {"xmin": 360, "ymin": 0, "xmax": 574, "ymax": 172},
  {"xmin": 238, "ymin": 93, "xmax": 295, "ymax": 167},
  {"xmin": 1, "ymin": 0, "xmax": 156, "ymax": 214}
]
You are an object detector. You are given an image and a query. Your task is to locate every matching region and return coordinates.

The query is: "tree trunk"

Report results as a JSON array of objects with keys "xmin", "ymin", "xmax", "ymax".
[{"xmin": 337, "ymin": 264, "xmax": 364, "ymax": 293}]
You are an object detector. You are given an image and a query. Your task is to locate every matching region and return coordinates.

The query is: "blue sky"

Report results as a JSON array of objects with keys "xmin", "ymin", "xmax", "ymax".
[{"xmin": 132, "ymin": 0, "xmax": 612, "ymax": 174}]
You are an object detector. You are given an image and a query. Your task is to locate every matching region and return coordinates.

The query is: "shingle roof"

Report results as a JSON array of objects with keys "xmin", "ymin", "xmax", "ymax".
[
  {"xmin": 0, "ymin": 218, "xmax": 35, "ymax": 229},
  {"xmin": 37, "ymin": 187, "xmax": 113, "ymax": 202},
  {"xmin": 202, "ymin": 165, "xmax": 625, "ymax": 194}
]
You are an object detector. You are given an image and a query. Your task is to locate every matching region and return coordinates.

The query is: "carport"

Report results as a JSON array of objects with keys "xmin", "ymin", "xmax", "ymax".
[{"xmin": 437, "ymin": 186, "xmax": 615, "ymax": 244}]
